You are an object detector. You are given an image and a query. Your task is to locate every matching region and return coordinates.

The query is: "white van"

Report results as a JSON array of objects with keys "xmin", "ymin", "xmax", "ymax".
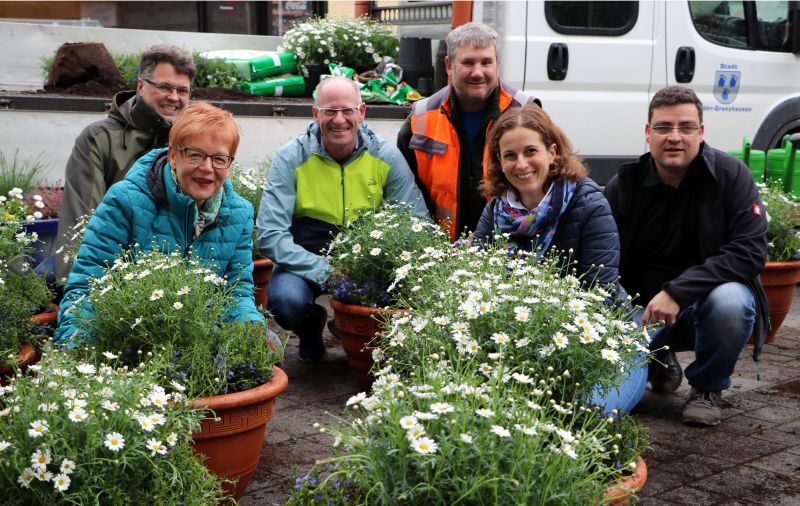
[{"xmin": 472, "ymin": 0, "xmax": 800, "ymax": 183}]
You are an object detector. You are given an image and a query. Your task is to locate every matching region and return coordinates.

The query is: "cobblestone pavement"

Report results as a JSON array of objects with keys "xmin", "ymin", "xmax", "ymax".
[{"xmin": 240, "ymin": 295, "xmax": 800, "ymax": 505}]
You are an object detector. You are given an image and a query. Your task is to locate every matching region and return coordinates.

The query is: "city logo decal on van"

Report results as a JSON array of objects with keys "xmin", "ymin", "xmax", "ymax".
[{"xmin": 713, "ymin": 70, "xmax": 740, "ymax": 105}]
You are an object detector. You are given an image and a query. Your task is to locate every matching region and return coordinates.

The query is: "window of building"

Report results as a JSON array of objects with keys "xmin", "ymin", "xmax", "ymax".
[{"xmin": 545, "ymin": 1, "xmax": 638, "ymax": 36}]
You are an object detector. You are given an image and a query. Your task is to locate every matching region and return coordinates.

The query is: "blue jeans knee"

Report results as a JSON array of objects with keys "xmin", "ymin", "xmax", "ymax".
[
  {"xmin": 589, "ymin": 357, "xmax": 648, "ymax": 414},
  {"xmin": 267, "ymin": 270, "xmax": 321, "ymax": 333}
]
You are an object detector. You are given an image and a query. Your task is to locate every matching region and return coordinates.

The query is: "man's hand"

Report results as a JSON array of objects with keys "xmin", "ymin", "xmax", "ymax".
[{"xmin": 643, "ymin": 290, "xmax": 680, "ymax": 326}]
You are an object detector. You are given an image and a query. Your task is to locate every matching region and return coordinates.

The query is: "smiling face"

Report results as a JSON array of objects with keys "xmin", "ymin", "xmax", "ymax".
[
  {"xmin": 169, "ymin": 136, "xmax": 232, "ymax": 206},
  {"xmin": 499, "ymin": 127, "xmax": 556, "ymax": 209},
  {"xmin": 445, "ymin": 44, "xmax": 499, "ymax": 112},
  {"xmin": 312, "ymin": 78, "xmax": 366, "ymax": 163},
  {"xmin": 646, "ymin": 103, "xmax": 704, "ymax": 186},
  {"xmin": 137, "ymin": 62, "xmax": 191, "ymax": 123}
]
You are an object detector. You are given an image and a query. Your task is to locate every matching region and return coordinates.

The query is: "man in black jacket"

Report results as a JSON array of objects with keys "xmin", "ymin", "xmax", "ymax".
[{"xmin": 605, "ymin": 86, "xmax": 768, "ymax": 427}]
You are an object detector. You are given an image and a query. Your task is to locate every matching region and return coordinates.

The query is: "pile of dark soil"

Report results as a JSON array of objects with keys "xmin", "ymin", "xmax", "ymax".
[{"xmin": 45, "ymin": 42, "xmax": 123, "ymax": 97}]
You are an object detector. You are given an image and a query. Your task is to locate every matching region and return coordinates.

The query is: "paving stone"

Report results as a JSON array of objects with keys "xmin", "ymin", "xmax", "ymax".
[
  {"xmin": 748, "ymin": 450, "xmax": 800, "ymax": 478},
  {"xmin": 657, "ymin": 485, "xmax": 730, "ymax": 505},
  {"xmin": 694, "ymin": 465, "xmax": 800, "ymax": 503},
  {"xmin": 746, "ymin": 404, "xmax": 800, "ymax": 424},
  {"xmin": 666, "ymin": 427, "xmax": 784, "ymax": 463},
  {"xmin": 653, "ymin": 452, "xmax": 732, "ymax": 479},
  {"xmin": 719, "ymin": 414, "xmax": 779, "ymax": 435}
]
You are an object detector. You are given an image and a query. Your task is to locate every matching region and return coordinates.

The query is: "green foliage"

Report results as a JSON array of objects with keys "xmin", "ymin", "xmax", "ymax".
[
  {"xmin": 192, "ymin": 51, "xmax": 244, "ymax": 89},
  {"xmin": 66, "ymin": 247, "xmax": 281, "ymax": 398},
  {"xmin": 229, "ymin": 162, "xmax": 270, "ymax": 258},
  {"xmin": 760, "ymin": 180, "xmax": 800, "ymax": 261},
  {"xmin": 0, "ymin": 268, "xmax": 51, "ymax": 362},
  {"xmin": 281, "ymin": 16, "xmax": 400, "ymax": 74},
  {"xmin": 0, "ymin": 349, "xmax": 227, "ymax": 504},
  {"xmin": 114, "ymin": 52, "xmax": 141, "ymax": 90},
  {"xmin": 0, "ymin": 150, "xmax": 47, "ymax": 198},
  {"xmin": 325, "ymin": 204, "xmax": 449, "ymax": 307}
]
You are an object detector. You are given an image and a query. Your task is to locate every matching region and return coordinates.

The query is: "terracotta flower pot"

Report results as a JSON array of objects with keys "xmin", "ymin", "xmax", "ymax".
[
  {"xmin": 330, "ymin": 299, "xmax": 407, "ymax": 386},
  {"xmin": 604, "ymin": 457, "xmax": 648, "ymax": 505},
  {"xmin": 252, "ymin": 257, "xmax": 274, "ymax": 308},
  {"xmin": 0, "ymin": 305, "xmax": 58, "ymax": 385},
  {"xmin": 190, "ymin": 366, "xmax": 288, "ymax": 500},
  {"xmin": 756, "ymin": 260, "xmax": 800, "ymax": 343}
]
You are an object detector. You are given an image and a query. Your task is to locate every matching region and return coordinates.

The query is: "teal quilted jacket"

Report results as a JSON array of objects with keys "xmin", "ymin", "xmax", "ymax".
[{"xmin": 54, "ymin": 148, "xmax": 262, "ymax": 344}]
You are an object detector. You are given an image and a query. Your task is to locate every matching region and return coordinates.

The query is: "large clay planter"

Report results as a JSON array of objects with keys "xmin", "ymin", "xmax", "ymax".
[
  {"xmin": 190, "ymin": 366, "xmax": 288, "ymax": 500},
  {"xmin": 252, "ymin": 257, "xmax": 274, "ymax": 308},
  {"xmin": 759, "ymin": 260, "xmax": 800, "ymax": 343},
  {"xmin": 604, "ymin": 457, "xmax": 648, "ymax": 505},
  {"xmin": 330, "ymin": 299, "xmax": 407, "ymax": 386}
]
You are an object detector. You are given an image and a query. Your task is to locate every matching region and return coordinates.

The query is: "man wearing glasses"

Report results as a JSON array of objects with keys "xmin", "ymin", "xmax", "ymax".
[
  {"xmin": 605, "ymin": 86, "xmax": 768, "ymax": 427},
  {"xmin": 257, "ymin": 76, "xmax": 428, "ymax": 362},
  {"xmin": 55, "ymin": 44, "xmax": 195, "ymax": 289}
]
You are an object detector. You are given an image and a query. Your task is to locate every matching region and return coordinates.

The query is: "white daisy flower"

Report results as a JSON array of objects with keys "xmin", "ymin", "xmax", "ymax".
[
  {"xmin": 166, "ymin": 432, "xmax": 178, "ymax": 446},
  {"xmin": 53, "ymin": 472, "xmax": 71, "ymax": 492},
  {"xmin": 149, "ymin": 289, "xmax": 164, "ymax": 301},
  {"xmin": 145, "ymin": 438, "xmax": 167, "ymax": 456},
  {"xmin": 28, "ymin": 419, "xmax": 49, "ymax": 438},
  {"xmin": 104, "ymin": 432, "xmax": 125, "ymax": 451},
  {"xmin": 476, "ymin": 408, "xmax": 495, "ymax": 418},
  {"xmin": 76, "ymin": 363, "xmax": 96, "ymax": 375},
  {"xmin": 102, "ymin": 351, "xmax": 119, "ymax": 360},
  {"xmin": 491, "ymin": 332, "xmax": 509, "ymax": 345},
  {"xmin": 370, "ymin": 247, "xmax": 381, "ymax": 256},
  {"xmin": 491, "ymin": 425, "xmax": 511, "ymax": 438},
  {"xmin": 176, "ymin": 286, "xmax": 191, "ymax": 295},
  {"xmin": 31, "ymin": 449, "xmax": 51, "ymax": 470},
  {"xmin": 399, "ymin": 415, "xmax": 419, "ymax": 429},
  {"xmin": 601, "ymin": 349, "xmax": 621, "ymax": 362},
  {"xmin": 430, "ymin": 402, "xmax": 454, "ymax": 414},
  {"xmin": 68, "ymin": 408, "xmax": 88, "ymax": 422},
  {"xmin": 411, "ymin": 436, "xmax": 438, "ymax": 454},
  {"xmin": 60, "ymin": 459, "xmax": 76, "ymax": 475},
  {"xmin": 102, "ymin": 400, "xmax": 119, "ymax": 411},
  {"xmin": 459, "ymin": 433, "xmax": 473, "ymax": 444},
  {"xmin": 553, "ymin": 332, "xmax": 569, "ymax": 349},
  {"xmin": 0, "ymin": 440, "xmax": 11, "ymax": 451},
  {"xmin": 17, "ymin": 468, "xmax": 35, "ymax": 488},
  {"xmin": 173, "ymin": 301, "xmax": 183, "ymax": 310}
]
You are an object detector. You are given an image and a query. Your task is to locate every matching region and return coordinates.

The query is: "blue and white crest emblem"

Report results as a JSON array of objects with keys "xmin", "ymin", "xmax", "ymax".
[{"xmin": 713, "ymin": 71, "xmax": 740, "ymax": 104}]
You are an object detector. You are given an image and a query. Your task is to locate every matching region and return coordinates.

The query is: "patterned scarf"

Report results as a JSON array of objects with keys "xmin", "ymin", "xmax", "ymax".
[{"xmin": 492, "ymin": 178, "xmax": 577, "ymax": 255}]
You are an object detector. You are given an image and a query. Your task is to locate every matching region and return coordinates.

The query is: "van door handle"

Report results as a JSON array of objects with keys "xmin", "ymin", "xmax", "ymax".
[
  {"xmin": 547, "ymin": 43, "xmax": 569, "ymax": 81},
  {"xmin": 675, "ymin": 46, "xmax": 695, "ymax": 83}
]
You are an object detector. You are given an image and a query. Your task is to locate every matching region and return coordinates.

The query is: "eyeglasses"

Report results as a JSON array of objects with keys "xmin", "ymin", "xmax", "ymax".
[
  {"xmin": 142, "ymin": 77, "xmax": 191, "ymax": 98},
  {"xmin": 650, "ymin": 123, "xmax": 701, "ymax": 136},
  {"xmin": 178, "ymin": 146, "xmax": 234, "ymax": 170},
  {"xmin": 316, "ymin": 106, "xmax": 360, "ymax": 118}
]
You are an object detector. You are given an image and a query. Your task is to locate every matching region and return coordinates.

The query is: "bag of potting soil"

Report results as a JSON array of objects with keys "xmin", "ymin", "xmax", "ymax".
[
  {"xmin": 240, "ymin": 75, "xmax": 306, "ymax": 97},
  {"xmin": 202, "ymin": 50, "xmax": 297, "ymax": 81}
]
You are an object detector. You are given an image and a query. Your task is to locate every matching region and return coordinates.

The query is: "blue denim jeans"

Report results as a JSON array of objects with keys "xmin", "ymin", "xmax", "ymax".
[
  {"xmin": 267, "ymin": 269, "xmax": 325, "ymax": 334},
  {"xmin": 643, "ymin": 282, "xmax": 756, "ymax": 392},
  {"xmin": 589, "ymin": 357, "xmax": 648, "ymax": 414}
]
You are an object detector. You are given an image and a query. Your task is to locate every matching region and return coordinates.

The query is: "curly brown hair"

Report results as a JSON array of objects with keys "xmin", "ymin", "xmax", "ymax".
[{"xmin": 480, "ymin": 105, "xmax": 587, "ymax": 199}]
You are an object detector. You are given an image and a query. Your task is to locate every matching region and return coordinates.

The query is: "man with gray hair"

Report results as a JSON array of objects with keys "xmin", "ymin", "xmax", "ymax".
[
  {"xmin": 55, "ymin": 44, "xmax": 196, "ymax": 287},
  {"xmin": 397, "ymin": 22, "xmax": 540, "ymax": 240},
  {"xmin": 257, "ymin": 76, "xmax": 428, "ymax": 362}
]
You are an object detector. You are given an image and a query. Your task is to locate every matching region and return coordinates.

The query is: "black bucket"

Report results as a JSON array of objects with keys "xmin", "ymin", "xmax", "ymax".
[{"xmin": 397, "ymin": 37, "xmax": 434, "ymax": 91}]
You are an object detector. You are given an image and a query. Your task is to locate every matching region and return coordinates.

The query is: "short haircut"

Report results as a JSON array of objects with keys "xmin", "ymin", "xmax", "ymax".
[
  {"xmin": 481, "ymin": 105, "xmax": 587, "ymax": 198},
  {"xmin": 169, "ymin": 102, "xmax": 240, "ymax": 157},
  {"xmin": 139, "ymin": 44, "xmax": 197, "ymax": 84},
  {"xmin": 446, "ymin": 22, "xmax": 501, "ymax": 62},
  {"xmin": 648, "ymin": 85, "xmax": 703, "ymax": 123},
  {"xmin": 314, "ymin": 76, "xmax": 362, "ymax": 106}
]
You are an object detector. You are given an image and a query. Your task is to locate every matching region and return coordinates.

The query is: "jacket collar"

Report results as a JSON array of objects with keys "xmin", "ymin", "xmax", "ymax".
[{"xmin": 625, "ymin": 141, "xmax": 718, "ymax": 187}]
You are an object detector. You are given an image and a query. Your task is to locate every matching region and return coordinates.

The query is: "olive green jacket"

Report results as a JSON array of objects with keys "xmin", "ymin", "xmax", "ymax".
[{"xmin": 54, "ymin": 91, "xmax": 171, "ymax": 285}]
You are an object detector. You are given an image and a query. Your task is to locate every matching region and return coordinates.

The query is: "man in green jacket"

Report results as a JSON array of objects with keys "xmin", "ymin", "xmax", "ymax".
[
  {"xmin": 53, "ymin": 44, "xmax": 196, "ymax": 289},
  {"xmin": 257, "ymin": 76, "xmax": 428, "ymax": 362}
]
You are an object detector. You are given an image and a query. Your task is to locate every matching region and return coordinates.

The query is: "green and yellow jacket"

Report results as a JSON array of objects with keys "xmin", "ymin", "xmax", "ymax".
[{"xmin": 256, "ymin": 122, "xmax": 428, "ymax": 287}]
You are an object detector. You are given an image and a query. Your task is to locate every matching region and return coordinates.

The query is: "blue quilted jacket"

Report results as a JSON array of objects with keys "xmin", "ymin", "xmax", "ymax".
[
  {"xmin": 474, "ymin": 178, "xmax": 626, "ymax": 297},
  {"xmin": 54, "ymin": 148, "xmax": 262, "ymax": 343}
]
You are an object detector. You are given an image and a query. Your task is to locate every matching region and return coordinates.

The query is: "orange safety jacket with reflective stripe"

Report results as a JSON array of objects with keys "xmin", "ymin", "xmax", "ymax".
[{"xmin": 408, "ymin": 81, "xmax": 539, "ymax": 240}]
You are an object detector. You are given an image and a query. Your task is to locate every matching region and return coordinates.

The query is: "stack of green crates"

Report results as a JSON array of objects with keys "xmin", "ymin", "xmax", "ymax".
[
  {"xmin": 728, "ymin": 136, "xmax": 765, "ymax": 183},
  {"xmin": 766, "ymin": 135, "xmax": 800, "ymax": 196},
  {"xmin": 202, "ymin": 50, "xmax": 305, "ymax": 97}
]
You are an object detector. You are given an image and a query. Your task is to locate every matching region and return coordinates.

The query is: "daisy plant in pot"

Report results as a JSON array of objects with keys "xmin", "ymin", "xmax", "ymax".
[
  {"xmin": 757, "ymin": 180, "xmax": 800, "ymax": 341},
  {"xmin": 289, "ymin": 244, "xmax": 652, "ymax": 504},
  {"xmin": 0, "ymin": 200, "xmax": 53, "ymax": 381},
  {"xmin": 229, "ymin": 162, "xmax": 273, "ymax": 308},
  {"xmin": 324, "ymin": 203, "xmax": 449, "ymax": 385},
  {"xmin": 61, "ymin": 247, "xmax": 287, "ymax": 499},
  {"xmin": 0, "ymin": 346, "xmax": 228, "ymax": 504}
]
